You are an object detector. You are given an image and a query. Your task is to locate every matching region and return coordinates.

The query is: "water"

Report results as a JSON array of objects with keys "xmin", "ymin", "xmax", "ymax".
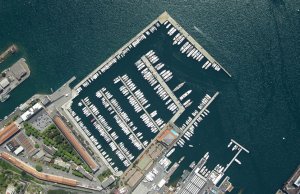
[{"xmin": 1, "ymin": 1, "xmax": 300, "ymax": 193}]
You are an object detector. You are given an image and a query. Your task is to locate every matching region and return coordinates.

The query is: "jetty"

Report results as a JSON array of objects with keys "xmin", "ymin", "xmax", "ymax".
[{"xmin": 0, "ymin": 44, "xmax": 17, "ymax": 63}]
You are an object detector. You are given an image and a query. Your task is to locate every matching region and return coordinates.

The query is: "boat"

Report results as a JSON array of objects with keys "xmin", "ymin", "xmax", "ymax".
[
  {"xmin": 178, "ymin": 156, "xmax": 185, "ymax": 163},
  {"xmin": 0, "ymin": 94, "xmax": 10, "ymax": 102},
  {"xmin": 166, "ymin": 148, "xmax": 176, "ymax": 157},
  {"xmin": 227, "ymin": 141, "xmax": 232, "ymax": 148},
  {"xmin": 232, "ymin": 145, "xmax": 238, "ymax": 151},
  {"xmin": 235, "ymin": 158, "xmax": 242, "ymax": 165},
  {"xmin": 204, "ymin": 152, "xmax": 209, "ymax": 159},
  {"xmin": 179, "ymin": 90, "xmax": 192, "ymax": 101},
  {"xmin": 173, "ymin": 82, "xmax": 185, "ymax": 91},
  {"xmin": 188, "ymin": 145, "xmax": 194, "ymax": 148}
]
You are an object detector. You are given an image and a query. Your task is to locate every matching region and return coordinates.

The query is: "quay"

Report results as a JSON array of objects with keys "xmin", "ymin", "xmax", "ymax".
[
  {"xmin": 0, "ymin": 58, "xmax": 30, "ymax": 102},
  {"xmin": 282, "ymin": 165, "xmax": 300, "ymax": 194},
  {"xmin": 81, "ymin": 99, "xmax": 132, "ymax": 165},
  {"xmin": 73, "ymin": 13, "xmax": 163, "ymax": 92},
  {"xmin": 141, "ymin": 56, "xmax": 185, "ymax": 123},
  {"xmin": 118, "ymin": 76, "xmax": 161, "ymax": 131},
  {"xmin": 99, "ymin": 90, "xmax": 145, "ymax": 149},
  {"xmin": 158, "ymin": 12, "xmax": 232, "ymax": 78},
  {"xmin": 0, "ymin": 44, "xmax": 17, "ymax": 63},
  {"xmin": 181, "ymin": 91, "xmax": 219, "ymax": 134}
]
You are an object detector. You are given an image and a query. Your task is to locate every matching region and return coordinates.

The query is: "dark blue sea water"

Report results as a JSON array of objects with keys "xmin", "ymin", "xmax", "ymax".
[{"xmin": 0, "ymin": 1, "xmax": 299, "ymax": 193}]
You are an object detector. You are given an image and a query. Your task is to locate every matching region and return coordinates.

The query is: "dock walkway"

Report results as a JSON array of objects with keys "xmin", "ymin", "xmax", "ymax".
[
  {"xmin": 182, "ymin": 92, "xmax": 219, "ymax": 134},
  {"xmin": 141, "ymin": 56, "xmax": 185, "ymax": 123},
  {"xmin": 118, "ymin": 76, "xmax": 161, "ymax": 132},
  {"xmin": 158, "ymin": 12, "xmax": 232, "ymax": 77},
  {"xmin": 99, "ymin": 90, "xmax": 145, "ymax": 149},
  {"xmin": 81, "ymin": 100, "xmax": 132, "ymax": 164},
  {"xmin": 0, "ymin": 44, "xmax": 17, "ymax": 63}
]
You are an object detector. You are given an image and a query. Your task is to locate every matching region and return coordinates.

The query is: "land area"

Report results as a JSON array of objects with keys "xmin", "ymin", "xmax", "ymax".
[
  {"xmin": 0, "ymin": 57, "xmax": 30, "ymax": 102},
  {"xmin": 0, "ymin": 12, "xmax": 252, "ymax": 194}
]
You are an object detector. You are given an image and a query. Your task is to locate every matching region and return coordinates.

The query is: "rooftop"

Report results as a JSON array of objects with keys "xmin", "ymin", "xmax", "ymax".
[
  {"xmin": 0, "ymin": 123, "xmax": 20, "ymax": 145},
  {"xmin": 53, "ymin": 116, "xmax": 99, "ymax": 172}
]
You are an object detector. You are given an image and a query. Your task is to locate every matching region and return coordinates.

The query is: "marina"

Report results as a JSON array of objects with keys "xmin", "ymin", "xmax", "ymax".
[
  {"xmin": 61, "ymin": 12, "xmax": 231, "ymax": 177},
  {"xmin": 0, "ymin": 0, "xmax": 298, "ymax": 192}
]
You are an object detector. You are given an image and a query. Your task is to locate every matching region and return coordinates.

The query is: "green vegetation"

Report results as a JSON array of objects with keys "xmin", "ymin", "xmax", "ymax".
[
  {"xmin": 82, "ymin": 163, "xmax": 92, "ymax": 173},
  {"xmin": 24, "ymin": 123, "xmax": 83, "ymax": 166},
  {"xmin": 35, "ymin": 165, "xmax": 43, "ymax": 172},
  {"xmin": 98, "ymin": 169, "xmax": 112, "ymax": 182},
  {"xmin": 29, "ymin": 99, "xmax": 40, "ymax": 106},
  {"xmin": 0, "ymin": 159, "xmax": 21, "ymax": 174},
  {"xmin": 52, "ymin": 164, "xmax": 69, "ymax": 172},
  {"xmin": 12, "ymin": 115, "xmax": 19, "ymax": 121},
  {"xmin": 47, "ymin": 189, "xmax": 74, "ymax": 194},
  {"xmin": 20, "ymin": 171, "xmax": 34, "ymax": 182},
  {"xmin": 35, "ymin": 143, "xmax": 40, "ymax": 148},
  {"xmin": 72, "ymin": 170, "xmax": 84, "ymax": 178},
  {"xmin": 26, "ymin": 183, "xmax": 44, "ymax": 194},
  {"xmin": 24, "ymin": 122, "xmax": 41, "ymax": 139},
  {"xmin": 0, "ymin": 160, "xmax": 34, "ymax": 193}
]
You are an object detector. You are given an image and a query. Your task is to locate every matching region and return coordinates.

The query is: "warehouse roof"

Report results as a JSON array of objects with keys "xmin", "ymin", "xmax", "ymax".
[
  {"xmin": 0, "ymin": 123, "xmax": 20, "ymax": 145},
  {"xmin": 53, "ymin": 116, "xmax": 99, "ymax": 172}
]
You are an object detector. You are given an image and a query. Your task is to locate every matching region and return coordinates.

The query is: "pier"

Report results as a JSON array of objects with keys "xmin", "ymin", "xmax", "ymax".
[
  {"xmin": 118, "ymin": 76, "xmax": 161, "ymax": 132},
  {"xmin": 158, "ymin": 12, "xmax": 232, "ymax": 78},
  {"xmin": 181, "ymin": 92, "xmax": 219, "ymax": 134},
  {"xmin": 141, "ymin": 56, "xmax": 185, "ymax": 122},
  {"xmin": 223, "ymin": 139, "xmax": 249, "ymax": 172},
  {"xmin": 0, "ymin": 44, "xmax": 17, "ymax": 63},
  {"xmin": 230, "ymin": 139, "xmax": 250, "ymax": 153},
  {"xmin": 81, "ymin": 99, "xmax": 133, "ymax": 164},
  {"xmin": 73, "ymin": 13, "xmax": 163, "ymax": 91},
  {"xmin": 0, "ymin": 58, "xmax": 30, "ymax": 102},
  {"xmin": 99, "ymin": 90, "xmax": 145, "ymax": 149}
]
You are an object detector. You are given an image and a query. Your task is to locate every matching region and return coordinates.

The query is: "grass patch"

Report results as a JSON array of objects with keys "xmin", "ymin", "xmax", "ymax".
[
  {"xmin": 97, "ymin": 169, "xmax": 112, "ymax": 182},
  {"xmin": 72, "ymin": 170, "xmax": 84, "ymax": 178},
  {"xmin": 24, "ymin": 123, "xmax": 83, "ymax": 165}
]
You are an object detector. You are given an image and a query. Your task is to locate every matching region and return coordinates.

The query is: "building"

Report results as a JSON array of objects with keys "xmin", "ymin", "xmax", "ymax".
[
  {"xmin": 5, "ymin": 139, "xmax": 20, "ymax": 152},
  {"xmin": 0, "ymin": 152, "xmax": 79, "ymax": 187},
  {"xmin": 294, "ymin": 175, "xmax": 300, "ymax": 187},
  {"xmin": 33, "ymin": 150, "xmax": 45, "ymax": 160},
  {"xmin": 0, "ymin": 78, "xmax": 10, "ymax": 89},
  {"xmin": 20, "ymin": 102, "xmax": 43, "ymax": 121},
  {"xmin": 54, "ymin": 158, "xmax": 71, "ymax": 170},
  {"xmin": 42, "ymin": 144, "xmax": 56, "ymax": 156},
  {"xmin": 13, "ymin": 146, "xmax": 24, "ymax": 155},
  {"xmin": 0, "ymin": 123, "xmax": 20, "ymax": 145},
  {"xmin": 53, "ymin": 116, "xmax": 99, "ymax": 172},
  {"xmin": 19, "ymin": 103, "xmax": 29, "ymax": 111},
  {"xmin": 10, "ymin": 58, "xmax": 27, "ymax": 81},
  {"xmin": 76, "ymin": 166, "xmax": 94, "ymax": 180},
  {"xmin": 41, "ymin": 96, "xmax": 51, "ymax": 106},
  {"xmin": 101, "ymin": 175, "xmax": 115, "ymax": 188},
  {"xmin": 14, "ymin": 131, "xmax": 37, "ymax": 156},
  {"xmin": 41, "ymin": 156, "xmax": 52, "ymax": 163},
  {"xmin": 5, "ymin": 184, "xmax": 16, "ymax": 194},
  {"xmin": 157, "ymin": 128, "xmax": 179, "ymax": 147}
]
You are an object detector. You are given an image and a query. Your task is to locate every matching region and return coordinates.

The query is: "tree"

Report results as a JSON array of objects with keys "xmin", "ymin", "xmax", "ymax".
[{"xmin": 35, "ymin": 165, "xmax": 43, "ymax": 172}]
